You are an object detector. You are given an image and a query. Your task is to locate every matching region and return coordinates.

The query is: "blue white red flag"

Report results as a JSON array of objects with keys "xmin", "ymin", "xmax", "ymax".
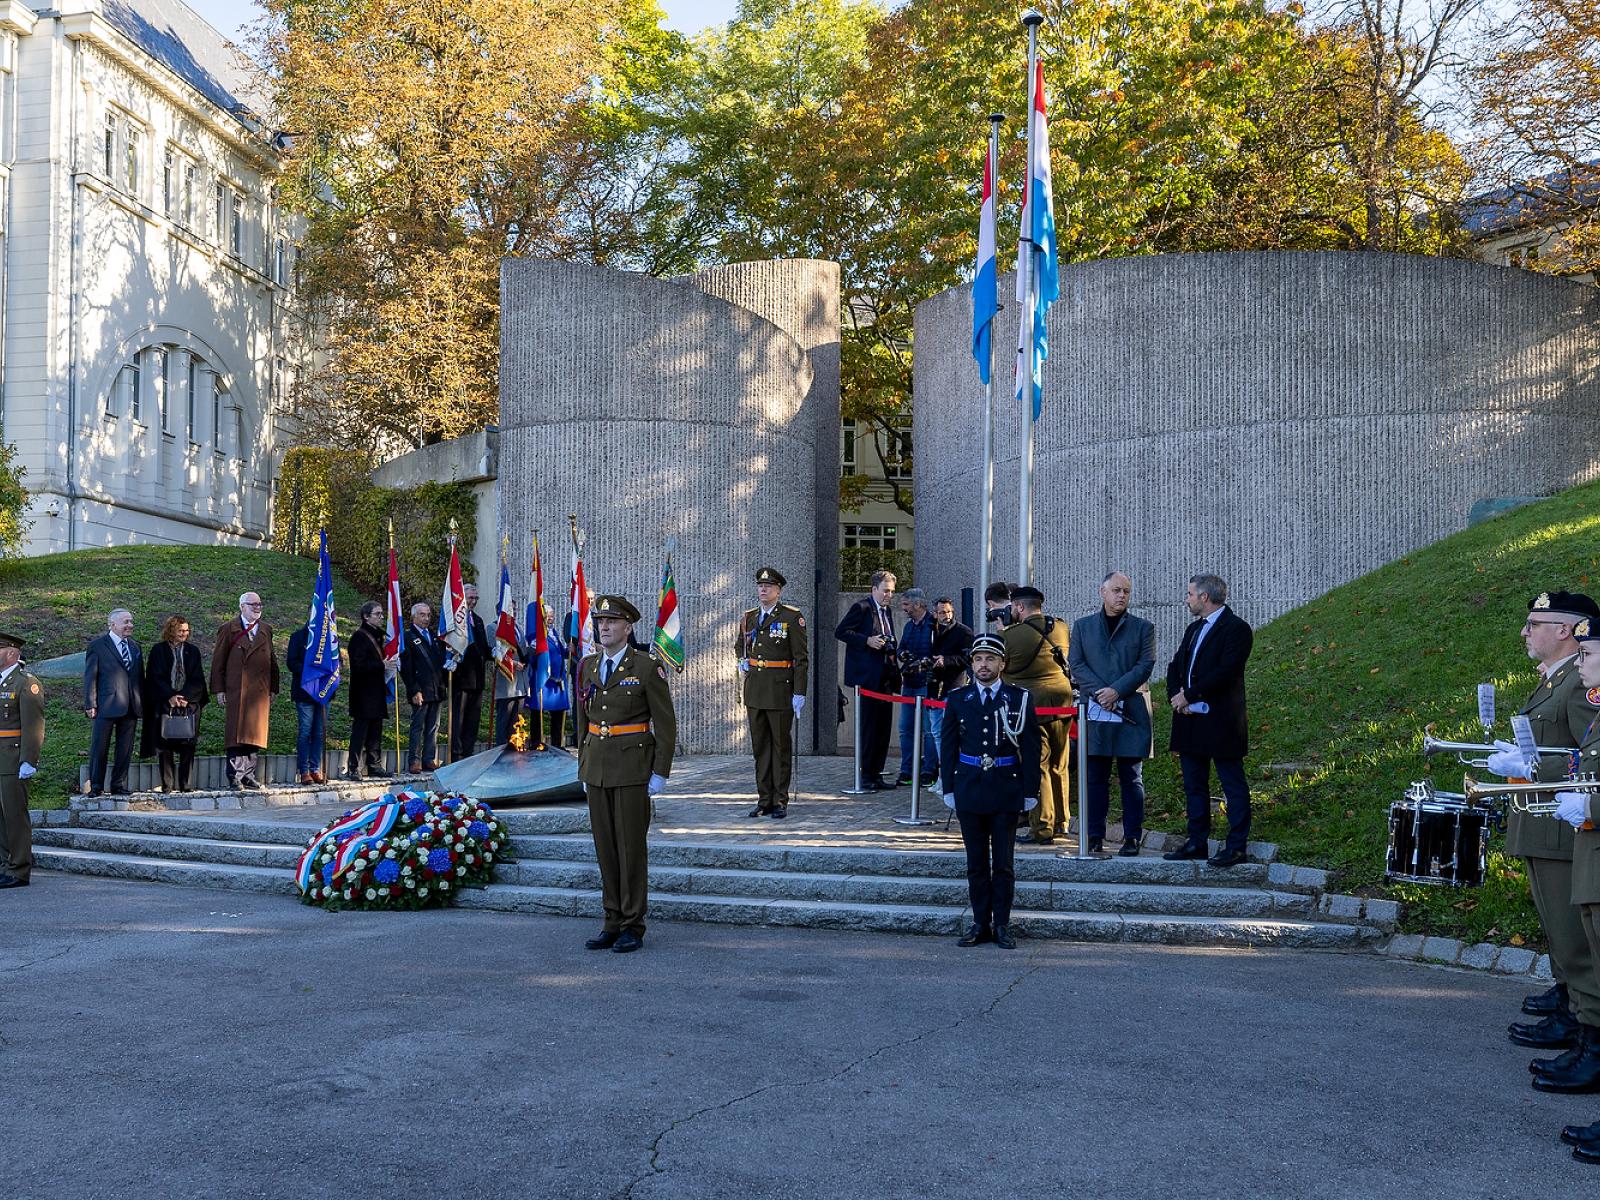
[
  {"xmin": 493, "ymin": 556, "xmax": 520, "ymax": 683},
  {"xmin": 437, "ymin": 539, "xmax": 469, "ymax": 658},
  {"xmin": 1014, "ymin": 56, "xmax": 1059, "ymax": 421}
]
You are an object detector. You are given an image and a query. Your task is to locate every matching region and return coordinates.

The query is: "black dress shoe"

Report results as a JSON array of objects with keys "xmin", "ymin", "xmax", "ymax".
[
  {"xmin": 0, "ymin": 875, "xmax": 28, "ymax": 888},
  {"xmin": 1573, "ymin": 1142, "xmax": 1600, "ymax": 1164},
  {"xmin": 612, "ymin": 931, "xmax": 644, "ymax": 953},
  {"xmin": 369, "ymin": 768, "xmax": 394, "ymax": 779},
  {"xmin": 342, "ymin": 771, "xmax": 363, "ymax": 782},
  {"xmin": 860, "ymin": 778, "xmax": 884, "ymax": 792},
  {"xmin": 882, "ymin": 776, "xmax": 901, "ymax": 789},
  {"xmin": 957, "ymin": 923, "xmax": 993, "ymax": 947},
  {"xmin": 1087, "ymin": 837, "xmax": 1105, "ymax": 853},
  {"xmin": 585, "ymin": 930, "xmax": 621, "ymax": 950},
  {"xmin": 1207, "ymin": 847, "xmax": 1248, "ymax": 869},
  {"xmin": 1164, "ymin": 842, "xmax": 1208, "ymax": 861},
  {"xmin": 1562, "ymin": 1120, "xmax": 1600, "ymax": 1147},
  {"xmin": 994, "ymin": 923, "xmax": 1016, "ymax": 950},
  {"xmin": 239, "ymin": 778, "xmax": 267, "ymax": 792},
  {"xmin": 1532, "ymin": 1045, "xmax": 1583, "ymax": 1075},
  {"xmin": 747, "ymin": 804, "xmax": 772, "ymax": 818},
  {"xmin": 1511, "ymin": 1008, "xmax": 1580, "ymax": 1049},
  {"xmin": 1525, "ymin": 983, "xmax": 1567, "ymax": 1017},
  {"xmin": 1533, "ymin": 1024, "xmax": 1600, "ymax": 1092},
  {"xmin": 771, "ymin": 805, "xmax": 788, "ymax": 820},
  {"xmin": 1118, "ymin": 838, "xmax": 1141, "ymax": 857},
  {"xmin": 1016, "ymin": 831, "xmax": 1054, "ymax": 845}
]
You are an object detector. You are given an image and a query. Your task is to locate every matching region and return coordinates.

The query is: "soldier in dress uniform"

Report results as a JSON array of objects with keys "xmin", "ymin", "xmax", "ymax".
[
  {"xmin": 1483, "ymin": 592, "xmax": 1600, "ymax": 1053},
  {"xmin": 0, "ymin": 633, "xmax": 45, "ymax": 888},
  {"xmin": 576, "ymin": 595, "xmax": 677, "ymax": 954},
  {"xmin": 1001, "ymin": 585, "xmax": 1074, "ymax": 845},
  {"xmin": 940, "ymin": 634, "xmax": 1041, "ymax": 950},
  {"xmin": 737, "ymin": 567, "xmax": 809, "ymax": 819}
]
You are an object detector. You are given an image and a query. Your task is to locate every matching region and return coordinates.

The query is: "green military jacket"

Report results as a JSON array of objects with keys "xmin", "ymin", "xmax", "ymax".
[
  {"xmin": 575, "ymin": 645, "xmax": 677, "ymax": 788},
  {"xmin": 737, "ymin": 602, "xmax": 809, "ymax": 710},
  {"xmin": 1001, "ymin": 615, "xmax": 1074, "ymax": 716},
  {"xmin": 1505, "ymin": 656, "xmax": 1596, "ymax": 860},
  {"xmin": 1567, "ymin": 709, "xmax": 1600, "ymax": 903},
  {"xmin": 0, "ymin": 666, "xmax": 45, "ymax": 775}
]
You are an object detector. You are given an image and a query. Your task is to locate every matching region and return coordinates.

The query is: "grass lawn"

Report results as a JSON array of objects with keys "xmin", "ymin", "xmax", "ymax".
[
  {"xmin": 1, "ymin": 545, "xmax": 479, "ymax": 806},
  {"xmin": 1135, "ymin": 479, "xmax": 1600, "ymax": 946}
]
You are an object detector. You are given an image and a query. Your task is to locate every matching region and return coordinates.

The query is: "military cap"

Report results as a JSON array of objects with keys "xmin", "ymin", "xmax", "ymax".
[
  {"xmin": 1530, "ymin": 591, "xmax": 1600, "ymax": 623},
  {"xmin": 969, "ymin": 633, "xmax": 1008, "ymax": 659},
  {"xmin": 1576, "ymin": 616, "xmax": 1600, "ymax": 642},
  {"xmin": 592, "ymin": 595, "xmax": 641, "ymax": 623},
  {"xmin": 755, "ymin": 567, "xmax": 787, "ymax": 587},
  {"xmin": 1009, "ymin": 585, "xmax": 1045, "ymax": 605},
  {"xmin": 0, "ymin": 633, "xmax": 22, "ymax": 651}
]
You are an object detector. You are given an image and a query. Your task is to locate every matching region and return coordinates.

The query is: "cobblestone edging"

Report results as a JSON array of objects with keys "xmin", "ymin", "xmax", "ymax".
[{"xmin": 1380, "ymin": 932, "xmax": 1554, "ymax": 982}]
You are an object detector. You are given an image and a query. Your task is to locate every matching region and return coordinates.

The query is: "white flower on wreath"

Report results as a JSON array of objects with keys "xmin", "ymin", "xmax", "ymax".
[
  {"xmin": 440, "ymin": 880, "xmax": 450, "ymax": 890},
  {"xmin": 365, "ymin": 888, "xmax": 376, "ymax": 900},
  {"xmin": 418, "ymin": 887, "xmax": 429, "ymax": 897},
  {"xmin": 456, "ymin": 865, "xmax": 466, "ymax": 876},
  {"xmin": 401, "ymin": 865, "xmax": 413, "ymax": 876},
  {"xmin": 405, "ymin": 878, "xmax": 416, "ymax": 889}
]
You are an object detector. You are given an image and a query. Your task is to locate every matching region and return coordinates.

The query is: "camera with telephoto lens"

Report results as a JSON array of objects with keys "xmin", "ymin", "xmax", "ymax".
[
  {"xmin": 986, "ymin": 606, "xmax": 1016, "ymax": 627},
  {"xmin": 897, "ymin": 649, "xmax": 935, "ymax": 677}
]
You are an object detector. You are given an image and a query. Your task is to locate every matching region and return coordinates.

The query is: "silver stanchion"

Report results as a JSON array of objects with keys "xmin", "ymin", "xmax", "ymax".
[
  {"xmin": 895, "ymin": 695, "xmax": 933, "ymax": 826},
  {"xmin": 1072, "ymin": 697, "xmax": 1094, "ymax": 859},
  {"xmin": 842, "ymin": 685, "xmax": 872, "ymax": 795}
]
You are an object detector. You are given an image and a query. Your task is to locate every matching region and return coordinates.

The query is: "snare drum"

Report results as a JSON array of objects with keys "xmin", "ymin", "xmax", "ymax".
[{"xmin": 1387, "ymin": 782, "xmax": 1489, "ymax": 887}]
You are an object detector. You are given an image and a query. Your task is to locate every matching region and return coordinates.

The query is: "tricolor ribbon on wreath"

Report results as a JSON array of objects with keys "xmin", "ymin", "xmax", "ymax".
[{"xmin": 294, "ymin": 792, "xmax": 422, "ymax": 891}]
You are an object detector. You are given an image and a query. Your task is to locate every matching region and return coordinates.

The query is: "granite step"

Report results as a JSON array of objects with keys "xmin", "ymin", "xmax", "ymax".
[
  {"xmin": 34, "ymin": 827, "xmax": 303, "ymax": 869},
  {"xmin": 455, "ymin": 886, "xmax": 1378, "ymax": 950},
  {"xmin": 73, "ymin": 806, "xmax": 591, "ymax": 845},
  {"xmin": 33, "ymin": 847, "xmax": 296, "ymax": 894}
]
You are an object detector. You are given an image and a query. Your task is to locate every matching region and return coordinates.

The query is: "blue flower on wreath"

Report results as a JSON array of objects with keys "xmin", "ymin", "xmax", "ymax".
[
  {"xmin": 427, "ymin": 847, "xmax": 453, "ymax": 874},
  {"xmin": 404, "ymin": 798, "xmax": 429, "ymax": 821},
  {"xmin": 468, "ymin": 820, "xmax": 489, "ymax": 840},
  {"xmin": 321, "ymin": 862, "xmax": 335, "ymax": 884},
  {"xmin": 441, "ymin": 797, "xmax": 460, "ymax": 810},
  {"xmin": 374, "ymin": 859, "xmax": 401, "ymax": 884}
]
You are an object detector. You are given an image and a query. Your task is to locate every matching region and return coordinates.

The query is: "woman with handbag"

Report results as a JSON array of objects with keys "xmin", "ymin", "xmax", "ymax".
[{"xmin": 141, "ymin": 614, "xmax": 208, "ymax": 792}]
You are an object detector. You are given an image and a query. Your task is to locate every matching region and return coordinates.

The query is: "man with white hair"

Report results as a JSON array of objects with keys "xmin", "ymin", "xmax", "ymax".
[
  {"xmin": 83, "ymin": 607, "xmax": 143, "ymax": 795},
  {"xmin": 211, "ymin": 592, "xmax": 279, "ymax": 790}
]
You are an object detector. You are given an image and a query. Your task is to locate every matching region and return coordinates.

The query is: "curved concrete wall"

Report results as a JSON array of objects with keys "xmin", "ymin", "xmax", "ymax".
[
  {"xmin": 914, "ymin": 251, "xmax": 1600, "ymax": 652},
  {"xmin": 498, "ymin": 259, "xmax": 840, "ymax": 754}
]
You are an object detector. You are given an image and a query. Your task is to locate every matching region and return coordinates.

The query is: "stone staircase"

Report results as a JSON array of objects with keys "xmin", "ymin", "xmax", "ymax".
[{"xmin": 33, "ymin": 808, "xmax": 1389, "ymax": 950}]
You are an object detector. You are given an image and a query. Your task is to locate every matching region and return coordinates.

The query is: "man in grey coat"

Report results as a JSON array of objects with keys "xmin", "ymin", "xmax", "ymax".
[{"xmin": 1068, "ymin": 572, "xmax": 1155, "ymax": 857}]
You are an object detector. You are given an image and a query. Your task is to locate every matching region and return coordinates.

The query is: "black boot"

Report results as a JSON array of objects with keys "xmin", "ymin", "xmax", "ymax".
[
  {"xmin": 1532, "ymin": 1045, "xmax": 1584, "ymax": 1075},
  {"xmin": 1533, "ymin": 1024, "xmax": 1600, "ymax": 1093},
  {"xmin": 1525, "ymin": 982, "xmax": 1569, "ymax": 1017},
  {"xmin": 1509, "ymin": 1005, "xmax": 1580, "ymax": 1048},
  {"xmin": 1561, "ymin": 1119, "xmax": 1600, "ymax": 1147}
]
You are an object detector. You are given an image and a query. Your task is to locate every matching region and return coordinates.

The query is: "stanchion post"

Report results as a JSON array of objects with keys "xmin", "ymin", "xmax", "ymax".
[
  {"xmin": 842, "ymin": 685, "xmax": 871, "ymax": 795},
  {"xmin": 895, "ymin": 694, "xmax": 933, "ymax": 826},
  {"xmin": 1073, "ymin": 699, "xmax": 1093, "ymax": 859}
]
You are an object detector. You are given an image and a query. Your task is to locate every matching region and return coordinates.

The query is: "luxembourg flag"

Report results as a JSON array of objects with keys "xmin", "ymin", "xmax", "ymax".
[
  {"xmin": 1014, "ymin": 55, "xmax": 1059, "ymax": 421},
  {"xmin": 972, "ymin": 134, "xmax": 998, "ymax": 385}
]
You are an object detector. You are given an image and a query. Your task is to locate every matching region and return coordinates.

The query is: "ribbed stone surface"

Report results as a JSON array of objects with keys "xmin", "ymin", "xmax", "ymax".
[
  {"xmin": 914, "ymin": 252, "xmax": 1600, "ymax": 649},
  {"xmin": 497, "ymin": 259, "xmax": 841, "ymax": 754}
]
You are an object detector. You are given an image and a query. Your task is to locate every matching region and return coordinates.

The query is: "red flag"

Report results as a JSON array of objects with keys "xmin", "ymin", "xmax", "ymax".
[{"xmin": 383, "ymin": 546, "xmax": 402, "ymax": 663}]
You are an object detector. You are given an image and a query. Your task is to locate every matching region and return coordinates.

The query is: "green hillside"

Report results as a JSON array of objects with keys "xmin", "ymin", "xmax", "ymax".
[
  {"xmin": 1139, "ymin": 479, "xmax": 1600, "ymax": 945},
  {"xmin": 0, "ymin": 545, "xmax": 397, "ymax": 805}
]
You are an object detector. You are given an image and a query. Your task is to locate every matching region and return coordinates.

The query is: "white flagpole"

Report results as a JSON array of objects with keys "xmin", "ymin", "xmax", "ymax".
[
  {"xmin": 979, "ymin": 111, "xmax": 1003, "ymax": 612},
  {"xmin": 1018, "ymin": 9, "xmax": 1043, "ymax": 586}
]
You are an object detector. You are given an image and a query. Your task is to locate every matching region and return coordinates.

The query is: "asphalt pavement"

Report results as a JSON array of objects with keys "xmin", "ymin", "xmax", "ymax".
[{"xmin": 3, "ymin": 873, "xmax": 1593, "ymax": 1199}]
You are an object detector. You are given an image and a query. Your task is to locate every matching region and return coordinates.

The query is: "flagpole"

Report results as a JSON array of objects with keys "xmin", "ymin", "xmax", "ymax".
[
  {"xmin": 445, "ymin": 517, "xmax": 457, "ymax": 767},
  {"xmin": 1018, "ymin": 8, "xmax": 1043, "ymax": 586},
  {"xmin": 390, "ymin": 518, "xmax": 400, "ymax": 775},
  {"xmin": 979, "ymin": 111, "xmax": 1003, "ymax": 609},
  {"xmin": 320, "ymin": 527, "xmax": 330, "ymax": 785},
  {"xmin": 568, "ymin": 513, "xmax": 582, "ymax": 750},
  {"xmin": 534, "ymin": 528, "xmax": 545, "ymax": 750}
]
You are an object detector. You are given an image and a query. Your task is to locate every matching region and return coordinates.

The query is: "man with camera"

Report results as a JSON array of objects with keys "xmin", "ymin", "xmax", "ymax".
[
  {"xmin": 836, "ymin": 570, "xmax": 900, "ymax": 791},
  {"xmin": 1001, "ymin": 585, "xmax": 1074, "ymax": 845},
  {"xmin": 894, "ymin": 588, "xmax": 938, "ymax": 786}
]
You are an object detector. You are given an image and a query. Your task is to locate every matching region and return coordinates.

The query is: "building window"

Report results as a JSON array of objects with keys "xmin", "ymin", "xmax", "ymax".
[
  {"xmin": 125, "ymin": 123, "xmax": 142, "ymax": 194},
  {"xmin": 156, "ymin": 347, "xmax": 171, "ymax": 433},
  {"xmin": 186, "ymin": 355, "xmax": 199, "ymax": 442},
  {"xmin": 232, "ymin": 405, "xmax": 247, "ymax": 463},
  {"xmin": 273, "ymin": 236, "xmax": 286, "ymax": 286},
  {"xmin": 127, "ymin": 354, "xmax": 143, "ymax": 422},
  {"xmin": 883, "ymin": 423, "xmax": 912, "ymax": 480},
  {"xmin": 230, "ymin": 190, "xmax": 244, "ymax": 256},
  {"xmin": 841, "ymin": 419, "xmax": 857, "ymax": 477},
  {"xmin": 843, "ymin": 523, "xmax": 898, "ymax": 551},
  {"xmin": 213, "ymin": 182, "xmax": 226, "ymax": 242},
  {"xmin": 212, "ymin": 381, "xmax": 224, "ymax": 452},
  {"xmin": 162, "ymin": 148, "xmax": 174, "ymax": 214},
  {"xmin": 182, "ymin": 163, "xmax": 196, "ymax": 229},
  {"xmin": 102, "ymin": 111, "xmax": 117, "ymax": 179}
]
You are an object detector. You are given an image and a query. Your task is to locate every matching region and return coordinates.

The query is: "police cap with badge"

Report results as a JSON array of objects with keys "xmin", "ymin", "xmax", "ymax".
[{"xmin": 970, "ymin": 633, "xmax": 1008, "ymax": 660}]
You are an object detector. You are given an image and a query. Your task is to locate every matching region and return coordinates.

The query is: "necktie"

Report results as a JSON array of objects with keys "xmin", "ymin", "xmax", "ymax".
[
  {"xmin": 981, "ymin": 687, "xmax": 994, "ymax": 710},
  {"xmin": 602, "ymin": 658, "xmax": 613, "ymax": 686},
  {"xmin": 119, "ymin": 640, "xmax": 131, "ymax": 670}
]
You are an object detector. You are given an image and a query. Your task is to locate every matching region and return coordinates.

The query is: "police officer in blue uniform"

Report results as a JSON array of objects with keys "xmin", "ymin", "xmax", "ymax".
[{"xmin": 940, "ymin": 633, "xmax": 1041, "ymax": 949}]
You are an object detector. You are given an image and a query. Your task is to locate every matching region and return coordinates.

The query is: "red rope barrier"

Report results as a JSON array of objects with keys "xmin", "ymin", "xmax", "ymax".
[{"xmin": 857, "ymin": 687, "xmax": 1077, "ymax": 718}]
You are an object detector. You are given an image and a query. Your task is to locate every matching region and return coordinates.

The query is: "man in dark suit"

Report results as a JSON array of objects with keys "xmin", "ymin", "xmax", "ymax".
[
  {"xmin": 940, "ymin": 634, "xmax": 1041, "ymax": 949},
  {"xmin": 834, "ymin": 569, "xmax": 900, "ymax": 790},
  {"xmin": 401, "ymin": 602, "xmax": 447, "ymax": 772},
  {"xmin": 83, "ymin": 607, "xmax": 143, "ymax": 795},
  {"xmin": 1164, "ymin": 574, "xmax": 1254, "ymax": 868},
  {"xmin": 449, "ymin": 583, "xmax": 492, "ymax": 761},
  {"xmin": 1070, "ymin": 571, "xmax": 1157, "ymax": 857}
]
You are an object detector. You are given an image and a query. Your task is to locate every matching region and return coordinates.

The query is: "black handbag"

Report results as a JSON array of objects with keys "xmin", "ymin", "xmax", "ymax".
[{"xmin": 161, "ymin": 710, "xmax": 198, "ymax": 741}]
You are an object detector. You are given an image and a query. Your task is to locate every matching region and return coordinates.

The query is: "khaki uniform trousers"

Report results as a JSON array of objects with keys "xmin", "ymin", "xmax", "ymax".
[
  {"xmin": 1529, "ymin": 855, "xmax": 1599, "ymax": 1020},
  {"xmin": 587, "ymin": 784, "xmax": 653, "ymax": 935},
  {"xmin": 0, "ymin": 772, "xmax": 31, "ymax": 882},
  {"xmin": 1028, "ymin": 719, "xmax": 1072, "ymax": 840},
  {"xmin": 747, "ymin": 706, "xmax": 794, "ymax": 809}
]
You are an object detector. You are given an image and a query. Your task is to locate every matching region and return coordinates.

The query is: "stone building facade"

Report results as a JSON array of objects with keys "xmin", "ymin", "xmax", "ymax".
[{"xmin": 1, "ymin": 0, "xmax": 303, "ymax": 554}]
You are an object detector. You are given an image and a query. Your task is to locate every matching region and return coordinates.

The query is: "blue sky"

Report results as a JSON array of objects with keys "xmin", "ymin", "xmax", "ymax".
[{"xmin": 185, "ymin": 0, "xmax": 741, "ymax": 44}]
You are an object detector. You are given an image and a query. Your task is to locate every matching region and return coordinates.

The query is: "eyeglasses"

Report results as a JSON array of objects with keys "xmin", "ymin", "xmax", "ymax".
[
  {"xmin": 243, "ymin": 603, "xmax": 263, "ymax": 610},
  {"xmin": 1525, "ymin": 618, "xmax": 1567, "ymax": 627}
]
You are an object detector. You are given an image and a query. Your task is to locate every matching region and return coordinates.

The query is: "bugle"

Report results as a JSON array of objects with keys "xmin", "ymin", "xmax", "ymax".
[
  {"xmin": 1421, "ymin": 724, "xmax": 1571, "ymax": 769},
  {"xmin": 1461, "ymin": 772, "xmax": 1600, "ymax": 815}
]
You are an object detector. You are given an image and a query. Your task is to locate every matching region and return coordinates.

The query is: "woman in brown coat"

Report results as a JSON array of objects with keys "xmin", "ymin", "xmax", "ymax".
[{"xmin": 209, "ymin": 592, "xmax": 280, "ymax": 790}]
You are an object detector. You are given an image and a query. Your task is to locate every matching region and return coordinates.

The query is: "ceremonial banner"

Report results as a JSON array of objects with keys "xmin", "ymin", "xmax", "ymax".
[
  {"xmin": 301, "ymin": 529, "xmax": 341, "ymax": 704},
  {"xmin": 653, "ymin": 549, "xmax": 684, "ymax": 672},
  {"xmin": 493, "ymin": 553, "xmax": 520, "ymax": 683}
]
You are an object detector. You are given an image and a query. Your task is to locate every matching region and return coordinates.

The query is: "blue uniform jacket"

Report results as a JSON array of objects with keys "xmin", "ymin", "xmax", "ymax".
[{"xmin": 939, "ymin": 681, "xmax": 1042, "ymax": 814}]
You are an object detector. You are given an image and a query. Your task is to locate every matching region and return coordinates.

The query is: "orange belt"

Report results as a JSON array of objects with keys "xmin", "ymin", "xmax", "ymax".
[
  {"xmin": 749, "ymin": 660, "xmax": 793, "ymax": 669},
  {"xmin": 588, "ymin": 722, "xmax": 650, "ymax": 737},
  {"xmin": 0, "ymin": 729, "xmax": 17, "ymax": 737}
]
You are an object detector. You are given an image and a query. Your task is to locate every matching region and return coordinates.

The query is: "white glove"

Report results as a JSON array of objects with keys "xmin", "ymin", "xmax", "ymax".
[
  {"xmin": 738, "ymin": 659, "xmax": 750, "ymax": 675},
  {"xmin": 1486, "ymin": 749, "xmax": 1532, "ymax": 779},
  {"xmin": 18, "ymin": 763, "xmax": 35, "ymax": 779},
  {"xmin": 648, "ymin": 773, "xmax": 667, "ymax": 796},
  {"xmin": 1023, "ymin": 797, "xmax": 1038, "ymax": 812},
  {"xmin": 792, "ymin": 695, "xmax": 805, "ymax": 716},
  {"xmin": 943, "ymin": 792, "xmax": 955, "ymax": 810},
  {"xmin": 1555, "ymin": 792, "xmax": 1589, "ymax": 828}
]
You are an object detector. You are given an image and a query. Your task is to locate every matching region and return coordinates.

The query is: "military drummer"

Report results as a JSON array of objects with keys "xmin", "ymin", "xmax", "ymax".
[
  {"xmin": 0, "ymin": 633, "xmax": 45, "ymax": 889},
  {"xmin": 737, "ymin": 567, "xmax": 809, "ymax": 819},
  {"xmin": 576, "ymin": 595, "xmax": 676, "ymax": 954}
]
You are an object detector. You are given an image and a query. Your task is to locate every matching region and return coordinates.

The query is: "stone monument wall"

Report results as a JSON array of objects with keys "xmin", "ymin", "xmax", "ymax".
[
  {"xmin": 913, "ymin": 251, "xmax": 1600, "ymax": 652},
  {"xmin": 498, "ymin": 259, "xmax": 840, "ymax": 755}
]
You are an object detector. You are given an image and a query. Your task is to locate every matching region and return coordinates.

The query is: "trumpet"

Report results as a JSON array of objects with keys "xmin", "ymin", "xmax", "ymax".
[
  {"xmin": 1422, "ymin": 725, "xmax": 1571, "ymax": 769},
  {"xmin": 1462, "ymin": 773, "xmax": 1600, "ymax": 814}
]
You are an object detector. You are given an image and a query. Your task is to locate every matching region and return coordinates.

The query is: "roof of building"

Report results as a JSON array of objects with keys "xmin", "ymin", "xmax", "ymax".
[
  {"xmin": 98, "ymin": 0, "xmax": 272, "ymax": 132},
  {"xmin": 1461, "ymin": 163, "xmax": 1600, "ymax": 238}
]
